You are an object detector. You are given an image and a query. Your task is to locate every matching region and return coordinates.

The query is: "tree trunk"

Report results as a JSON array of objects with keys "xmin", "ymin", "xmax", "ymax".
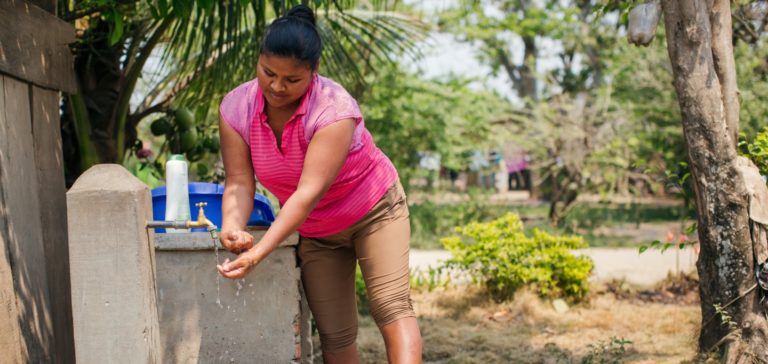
[
  {"xmin": 661, "ymin": 0, "xmax": 768, "ymax": 360},
  {"xmin": 520, "ymin": 36, "xmax": 537, "ymax": 101}
]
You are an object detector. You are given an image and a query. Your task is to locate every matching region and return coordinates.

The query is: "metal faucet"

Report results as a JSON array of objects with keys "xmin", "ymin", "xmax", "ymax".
[{"xmin": 147, "ymin": 202, "xmax": 218, "ymax": 240}]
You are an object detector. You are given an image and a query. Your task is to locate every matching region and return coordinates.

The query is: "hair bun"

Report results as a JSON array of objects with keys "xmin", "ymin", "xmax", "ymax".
[{"xmin": 286, "ymin": 5, "xmax": 316, "ymax": 26}]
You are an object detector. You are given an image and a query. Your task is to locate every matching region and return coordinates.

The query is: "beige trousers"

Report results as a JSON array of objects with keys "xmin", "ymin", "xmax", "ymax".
[{"xmin": 298, "ymin": 181, "xmax": 415, "ymax": 352}]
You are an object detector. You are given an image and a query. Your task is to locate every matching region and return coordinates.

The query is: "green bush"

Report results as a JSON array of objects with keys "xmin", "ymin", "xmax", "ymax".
[
  {"xmin": 409, "ymin": 190, "xmax": 541, "ymax": 249},
  {"xmin": 740, "ymin": 128, "xmax": 768, "ymax": 176},
  {"xmin": 355, "ymin": 265, "xmax": 370, "ymax": 315},
  {"xmin": 441, "ymin": 213, "xmax": 593, "ymax": 302}
]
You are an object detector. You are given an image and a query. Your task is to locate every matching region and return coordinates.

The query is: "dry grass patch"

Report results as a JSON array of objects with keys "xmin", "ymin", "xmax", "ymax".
[{"xmin": 316, "ymin": 284, "xmax": 701, "ymax": 363}]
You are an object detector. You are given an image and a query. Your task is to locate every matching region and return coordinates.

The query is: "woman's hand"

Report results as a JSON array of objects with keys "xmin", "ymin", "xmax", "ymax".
[
  {"xmin": 217, "ymin": 251, "xmax": 260, "ymax": 279},
  {"xmin": 219, "ymin": 230, "xmax": 254, "ymax": 254}
]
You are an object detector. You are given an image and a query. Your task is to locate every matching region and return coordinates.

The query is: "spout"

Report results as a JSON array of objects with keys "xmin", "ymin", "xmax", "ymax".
[{"xmin": 188, "ymin": 217, "xmax": 218, "ymax": 240}]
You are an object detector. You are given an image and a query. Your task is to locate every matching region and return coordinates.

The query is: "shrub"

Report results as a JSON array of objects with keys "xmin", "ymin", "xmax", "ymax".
[
  {"xmin": 410, "ymin": 267, "xmax": 451, "ymax": 292},
  {"xmin": 441, "ymin": 213, "xmax": 593, "ymax": 302},
  {"xmin": 355, "ymin": 265, "xmax": 370, "ymax": 315},
  {"xmin": 739, "ymin": 127, "xmax": 768, "ymax": 176}
]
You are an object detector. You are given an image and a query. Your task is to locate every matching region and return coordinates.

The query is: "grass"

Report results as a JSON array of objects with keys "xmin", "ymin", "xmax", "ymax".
[
  {"xmin": 313, "ymin": 285, "xmax": 701, "ymax": 363},
  {"xmin": 565, "ymin": 203, "xmax": 694, "ymax": 230},
  {"xmin": 409, "ymin": 196, "xmax": 694, "ymax": 250}
]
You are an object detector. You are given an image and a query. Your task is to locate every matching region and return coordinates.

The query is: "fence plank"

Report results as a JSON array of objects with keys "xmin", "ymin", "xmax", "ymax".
[
  {"xmin": 27, "ymin": 0, "xmax": 55, "ymax": 14},
  {"xmin": 32, "ymin": 85, "xmax": 75, "ymax": 363},
  {"xmin": 0, "ymin": 72, "xmax": 24, "ymax": 364},
  {"xmin": 1, "ymin": 75, "xmax": 55, "ymax": 362},
  {"xmin": 0, "ymin": 0, "xmax": 76, "ymax": 92}
]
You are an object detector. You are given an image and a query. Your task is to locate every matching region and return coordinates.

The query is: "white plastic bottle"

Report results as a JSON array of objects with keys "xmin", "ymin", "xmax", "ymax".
[{"xmin": 165, "ymin": 154, "xmax": 191, "ymax": 233}]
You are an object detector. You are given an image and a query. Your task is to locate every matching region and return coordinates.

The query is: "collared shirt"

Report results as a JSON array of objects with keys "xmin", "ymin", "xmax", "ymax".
[{"xmin": 220, "ymin": 75, "xmax": 397, "ymax": 237}]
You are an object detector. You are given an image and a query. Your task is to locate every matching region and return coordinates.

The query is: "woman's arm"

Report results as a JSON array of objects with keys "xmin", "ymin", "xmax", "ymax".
[
  {"xmin": 218, "ymin": 118, "xmax": 357, "ymax": 278},
  {"xmin": 219, "ymin": 118, "xmax": 256, "ymax": 253}
]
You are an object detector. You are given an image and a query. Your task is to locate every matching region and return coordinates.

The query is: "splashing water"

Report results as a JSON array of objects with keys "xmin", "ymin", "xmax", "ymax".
[
  {"xmin": 235, "ymin": 279, "xmax": 244, "ymax": 297},
  {"xmin": 212, "ymin": 234, "xmax": 223, "ymax": 308}
]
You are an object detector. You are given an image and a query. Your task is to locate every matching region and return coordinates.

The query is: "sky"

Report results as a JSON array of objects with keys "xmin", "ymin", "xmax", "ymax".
[
  {"xmin": 403, "ymin": 32, "xmax": 520, "ymax": 102},
  {"xmin": 401, "ymin": 0, "xmax": 519, "ymax": 101},
  {"xmin": 401, "ymin": 0, "xmax": 570, "ymax": 104}
]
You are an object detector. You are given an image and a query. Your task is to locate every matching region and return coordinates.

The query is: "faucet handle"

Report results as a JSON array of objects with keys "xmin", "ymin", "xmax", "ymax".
[{"xmin": 195, "ymin": 202, "xmax": 208, "ymax": 221}]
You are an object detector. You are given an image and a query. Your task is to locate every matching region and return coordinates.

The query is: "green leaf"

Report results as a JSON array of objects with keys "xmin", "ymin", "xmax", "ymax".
[
  {"xmin": 172, "ymin": 0, "xmax": 190, "ymax": 17},
  {"xmin": 685, "ymin": 223, "xmax": 698, "ymax": 235},
  {"xmin": 639, "ymin": 245, "xmax": 648, "ymax": 254},
  {"xmin": 109, "ymin": 9, "xmax": 124, "ymax": 46},
  {"xmin": 158, "ymin": 0, "xmax": 169, "ymax": 17},
  {"xmin": 148, "ymin": 4, "xmax": 160, "ymax": 19},
  {"xmin": 197, "ymin": 0, "xmax": 214, "ymax": 13},
  {"xmin": 680, "ymin": 172, "xmax": 690, "ymax": 184}
]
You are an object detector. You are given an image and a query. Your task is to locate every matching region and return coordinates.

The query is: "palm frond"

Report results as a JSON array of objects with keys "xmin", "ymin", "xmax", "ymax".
[{"xmin": 139, "ymin": 2, "xmax": 427, "ymax": 121}]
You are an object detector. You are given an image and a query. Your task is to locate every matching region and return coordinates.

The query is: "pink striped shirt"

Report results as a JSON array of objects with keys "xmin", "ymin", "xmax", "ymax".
[{"xmin": 220, "ymin": 75, "xmax": 398, "ymax": 237}]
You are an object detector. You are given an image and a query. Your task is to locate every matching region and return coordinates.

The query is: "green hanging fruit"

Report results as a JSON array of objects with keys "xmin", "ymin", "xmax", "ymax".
[
  {"xmin": 196, "ymin": 163, "xmax": 209, "ymax": 176},
  {"xmin": 186, "ymin": 145, "xmax": 205, "ymax": 162},
  {"xmin": 150, "ymin": 117, "xmax": 172, "ymax": 136},
  {"xmin": 179, "ymin": 128, "xmax": 198, "ymax": 152},
  {"xmin": 203, "ymin": 136, "xmax": 221, "ymax": 152},
  {"xmin": 175, "ymin": 107, "xmax": 195, "ymax": 130}
]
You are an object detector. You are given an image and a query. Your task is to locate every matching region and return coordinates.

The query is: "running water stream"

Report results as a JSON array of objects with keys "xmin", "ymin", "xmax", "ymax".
[{"xmin": 211, "ymin": 233, "xmax": 224, "ymax": 308}]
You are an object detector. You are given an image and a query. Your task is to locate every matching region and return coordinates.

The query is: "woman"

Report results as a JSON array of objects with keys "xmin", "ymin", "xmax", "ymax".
[{"xmin": 216, "ymin": 5, "xmax": 422, "ymax": 363}]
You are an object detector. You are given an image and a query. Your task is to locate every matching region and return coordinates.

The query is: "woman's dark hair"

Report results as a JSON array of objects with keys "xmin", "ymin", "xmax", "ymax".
[{"xmin": 261, "ymin": 5, "xmax": 323, "ymax": 70}]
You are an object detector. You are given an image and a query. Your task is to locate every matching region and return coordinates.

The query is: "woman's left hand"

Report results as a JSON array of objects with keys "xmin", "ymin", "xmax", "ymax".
[{"xmin": 217, "ymin": 251, "xmax": 260, "ymax": 279}]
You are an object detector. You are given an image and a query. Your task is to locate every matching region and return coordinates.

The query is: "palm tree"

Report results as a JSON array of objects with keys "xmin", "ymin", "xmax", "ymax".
[{"xmin": 59, "ymin": 0, "xmax": 425, "ymax": 185}]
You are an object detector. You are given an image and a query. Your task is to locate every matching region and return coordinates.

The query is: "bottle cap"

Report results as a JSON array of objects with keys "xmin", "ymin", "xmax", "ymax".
[{"xmin": 169, "ymin": 154, "xmax": 186, "ymax": 161}]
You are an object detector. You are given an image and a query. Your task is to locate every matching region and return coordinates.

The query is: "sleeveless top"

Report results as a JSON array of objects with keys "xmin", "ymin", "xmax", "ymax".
[{"xmin": 219, "ymin": 75, "xmax": 398, "ymax": 237}]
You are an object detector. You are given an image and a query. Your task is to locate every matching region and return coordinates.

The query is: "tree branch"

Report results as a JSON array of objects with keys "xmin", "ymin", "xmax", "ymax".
[
  {"xmin": 710, "ymin": 0, "xmax": 740, "ymax": 147},
  {"xmin": 114, "ymin": 17, "xmax": 174, "ymax": 160},
  {"xmin": 128, "ymin": 101, "xmax": 170, "ymax": 127},
  {"xmin": 128, "ymin": 70, "xmax": 196, "ymax": 129}
]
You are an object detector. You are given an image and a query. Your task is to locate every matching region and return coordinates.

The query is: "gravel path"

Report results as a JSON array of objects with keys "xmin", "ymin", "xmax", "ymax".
[{"xmin": 410, "ymin": 247, "xmax": 697, "ymax": 287}]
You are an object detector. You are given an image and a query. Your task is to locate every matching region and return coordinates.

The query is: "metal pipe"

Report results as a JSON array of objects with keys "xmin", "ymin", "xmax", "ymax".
[
  {"xmin": 146, "ymin": 220, "xmax": 192, "ymax": 229},
  {"xmin": 146, "ymin": 202, "xmax": 218, "ymax": 240}
]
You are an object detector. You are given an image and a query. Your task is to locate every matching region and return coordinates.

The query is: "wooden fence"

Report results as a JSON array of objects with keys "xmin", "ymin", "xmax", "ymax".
[{"xmin": 0, "ymin": 1, "xmax": 76, "ymax": 362}]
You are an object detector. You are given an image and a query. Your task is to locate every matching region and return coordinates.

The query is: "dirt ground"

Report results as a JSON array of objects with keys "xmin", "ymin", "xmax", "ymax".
[{"xmin": 313, "ymin": 280, "xmax": 702, "ymax": 363}]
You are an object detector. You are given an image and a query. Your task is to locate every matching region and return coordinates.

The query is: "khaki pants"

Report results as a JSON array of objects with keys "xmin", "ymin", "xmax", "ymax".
[{"xmin": 298, "ymin": 181, "xmax": 414, "ymax": 352}]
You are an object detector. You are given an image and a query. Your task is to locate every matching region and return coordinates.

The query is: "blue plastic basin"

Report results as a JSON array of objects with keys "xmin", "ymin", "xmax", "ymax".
[{"xmin": 151, "ymin": 182, "xmax": 275, "ymax": 233}]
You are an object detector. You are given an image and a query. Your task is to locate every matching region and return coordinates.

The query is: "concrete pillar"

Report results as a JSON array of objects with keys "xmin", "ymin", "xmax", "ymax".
[{"xmin": 67, "ymin": 164, "xmax": 162, "ymax": 363}]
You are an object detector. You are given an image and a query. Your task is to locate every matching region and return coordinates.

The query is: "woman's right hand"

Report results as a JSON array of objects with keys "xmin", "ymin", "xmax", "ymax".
[{"xmin": 219, "ymin": 230, "xmax": 254, "ymax": 254}]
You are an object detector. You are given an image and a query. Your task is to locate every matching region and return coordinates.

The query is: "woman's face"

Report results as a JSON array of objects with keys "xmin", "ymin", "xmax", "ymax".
[{"xmin": 257, "ymin": 54, "xmax": 315, "ymax": 110}]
